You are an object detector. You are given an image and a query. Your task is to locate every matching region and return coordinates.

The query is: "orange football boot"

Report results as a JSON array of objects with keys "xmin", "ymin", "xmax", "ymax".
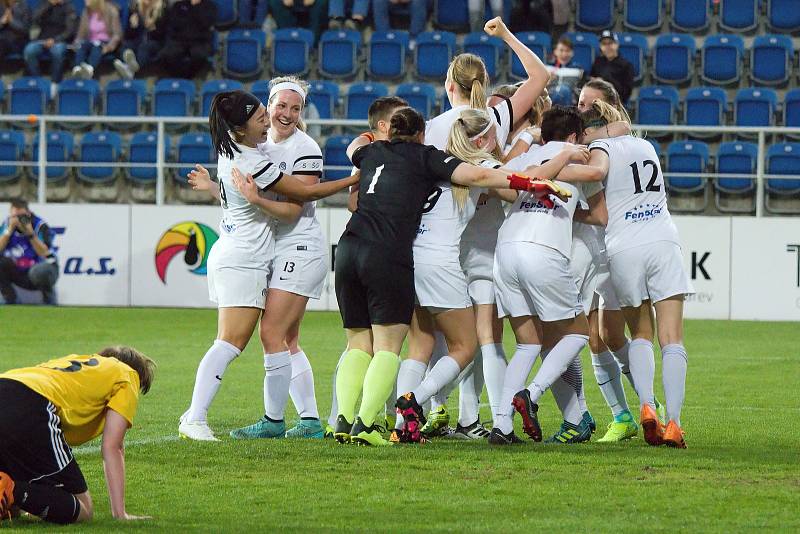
[
  {"xmin": 663, "ymin": 420, "xmax": 687, "ymax": 449},
  {"xmin": 0, "ymin": 471, "xmax": 15, "ymax": 520},
  {"xmin": 640, "ymin": 404, "xmax": 664, "ymax": 446}
]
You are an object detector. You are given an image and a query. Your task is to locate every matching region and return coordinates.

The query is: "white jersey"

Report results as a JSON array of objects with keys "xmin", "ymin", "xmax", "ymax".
[
  {"xmin": 258, "ymin": 129, "xmax": 325, "ymax": 256},
  {"xmin": 572, "ymin": 180, "xmax": 605, "ymax": 260},
  {"xmin": 215, "ymin": 144, "xmax": 283, "ymax": 269},
  {"xmin": 460, "ymin": 159, "xmax": 505, "ymax": 251},
  {"xmin": 424, "ymin": 98, "xmax": 514, "ymax": 150},
  {"xmin": 589, "ymin": 136, "xmax": 681, "ymax": 257},
  {"xmin": 499, "ymin": 141, "xmax": 580, "ymax": 258}
]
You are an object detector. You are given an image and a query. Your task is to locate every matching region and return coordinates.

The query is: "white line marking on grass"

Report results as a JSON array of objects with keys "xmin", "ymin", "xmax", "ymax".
[{"xmin": 73, "ymin": 435, "xmax": 181, "ymax": 455}]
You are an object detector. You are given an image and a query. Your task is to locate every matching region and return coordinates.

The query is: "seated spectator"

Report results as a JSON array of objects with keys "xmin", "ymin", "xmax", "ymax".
[
  {"xmin": 510, "ymin": 0, "xmax": 552, "ymax": 34},
  {"xmin": 269, "ymin": 0, "xmax": 327, "ymax": 44},
  {"xmin": 70, "ymin": 0, "xmax": 122, "ymax": 79},
  {"xmin": 0, "ymin": 0, "xmax": 31, "ymax": 62},
  {"xmin": 372, "ymin": 0, "xmax": 428, "ymax": 44},
  {"xmin": 23, "ymin": 0, "xmax": 77, "ymax": 96},
  {"xmin": 328, "ymin": 0, "xmax": 367, "ymax": 30},
  {"xmin": 590, "ymin": 30, "xmax": 634, "ymax": 106},
  {"xmin": 551, "ymin": 36, "xmax": 576, "ymax": 68},
  {"xmin": 547, "ymin": 35, "xmax": 581, "ymax": 97},
  {"xmin": 469, "ymin": 0, "xmax": 502, "ymax": 32},
  {"xmin": 114, "ymin": 0, "xmax": 166, "ymax": 79},
  {"xmin": 0, "ymin": 199, "xmax": 59, "ymax": 305},
  {"xmin": 154, "ymin": 0, "xmax": 216, "ymax": 79}
]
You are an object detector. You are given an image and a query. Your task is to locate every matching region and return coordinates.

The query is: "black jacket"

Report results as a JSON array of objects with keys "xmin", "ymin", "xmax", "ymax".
[
  {"xmin": 123, "ymin": 0, "xmax": 167, "ymax": 43},
  {"xmin": 590, "ymin": 55, "xmax": 635, "ymax": 104},
  {"xmin": 32, "ymin": 0, "xmax": 77, "ymax": 42},
  {"xmin": 0, "ymin": 2, "xmax": 32, "ymax": 41},
  {"xmin": 164, "ymin": 0, "xmax": 217, "ymax": 44}
]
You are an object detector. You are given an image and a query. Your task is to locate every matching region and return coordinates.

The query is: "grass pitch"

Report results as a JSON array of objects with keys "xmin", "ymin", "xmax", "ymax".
[{"xmin": 1, "ymin": 307, "xmax": 798, "ymax": 532}]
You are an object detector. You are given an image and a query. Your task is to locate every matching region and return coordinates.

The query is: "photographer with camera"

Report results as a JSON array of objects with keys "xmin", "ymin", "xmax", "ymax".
[{"xmin": 0, "ymin": 199, "xmax": 59, "ymax": 305}]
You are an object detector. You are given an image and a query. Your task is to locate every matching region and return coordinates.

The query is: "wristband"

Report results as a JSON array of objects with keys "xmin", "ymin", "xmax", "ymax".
[
  {"xmin": 517, "ymin": 131, "xmax": 535, "ymax": 146},
  {"xmin": 507, "ymin": 174, "xmax": 532, "ymax": 191}
]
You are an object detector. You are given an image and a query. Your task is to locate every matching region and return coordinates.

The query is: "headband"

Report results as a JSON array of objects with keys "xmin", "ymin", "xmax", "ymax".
[
  {"xmin": 468, "ymin": 117, "xmax": 495, "ymax": 141},
  {"xmin": 223, "ymin": 91, "xmax": 262, "ymax": 127},
  {"xmin": 583, "ymin": 118, "xmax": 608, "ymax": 129},
  {"xmin": 269, "ymin": 81, "xmax": 307, "ymax": 102}
]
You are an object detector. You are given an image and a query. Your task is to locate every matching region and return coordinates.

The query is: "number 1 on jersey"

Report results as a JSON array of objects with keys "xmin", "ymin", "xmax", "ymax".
[{"xmin": 366, "ymin": 164, "xmax": 384, "ymax": 194}]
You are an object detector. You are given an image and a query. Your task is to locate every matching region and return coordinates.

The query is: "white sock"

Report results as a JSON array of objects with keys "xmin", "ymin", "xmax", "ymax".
[
  {"xmin": 562, "ymin": 356, "xmax": 587, "ymax": 414},
  {"xmin": 289, "ymin": 351, "xmax": 319, "ymax": 420},
  {"xmin": 549, "ymin": 376, "xmax": 583, "ymax": 425},
  {"xmin": 628, "ymin": 338, "xmax": 656, "ymax": 409},
  {"xmin": 186, "ymin": 339, "xmax": 241, "ymax": 422},
  {"xmin": 458, "ymin": 352, "xmax": 483, "ymax": 426},
  {"xmin": 592, "ymin": 350, "xmax": 629, "ymax": 417},
  {"xmin": 494, "ymin": 343, "xmax": 541, "ymax": 434},
  {"xmin": 411, "ymin": 355, "xmax": 461, "ymax": 406},
  {"xmin": 395, "ymin": 359, "xmax": 427, "ymax": 429},
  {"xmin": 327, "ymin": 348, "xmax": 348, "ymax": 427},
  {"xmin": 263, "ymin": 350, "xmax": 292, "ymax": 421},
  {"xmin": 612, "ymin": 339, "xmax": 636, "ymax": 390},
  {"xmin": 527, "ymin": 334, "xmax": 588, "ymax": 403},
  {"xmin": 481, "ymin": 343, "xmax": 507, "ymax": 420},
  {"xmin": 661, "ymin": 343, "xmax": 687, "ymax": 426}
]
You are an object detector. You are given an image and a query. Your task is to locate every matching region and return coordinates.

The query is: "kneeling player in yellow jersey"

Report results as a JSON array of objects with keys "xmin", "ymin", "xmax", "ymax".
[{"xmin": 0, "ymin": 347, "xmax": 155, "ymax": 524}]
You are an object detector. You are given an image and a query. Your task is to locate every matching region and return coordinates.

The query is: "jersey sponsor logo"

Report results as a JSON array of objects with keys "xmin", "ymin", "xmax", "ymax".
[
  {"xmin": 520, "ymin": 199, "xmax": 558, "ymax": 213},
  {"xmin": 624, "ymin": 203, "xmax": 663, "ymax": 222},
  {"xmin": 416, "ymin": 223, "xmax": 431, "ymax": 235},
  {"xmin": 155, "ymin": 222, "xmax": 219, "ymax": 284}
]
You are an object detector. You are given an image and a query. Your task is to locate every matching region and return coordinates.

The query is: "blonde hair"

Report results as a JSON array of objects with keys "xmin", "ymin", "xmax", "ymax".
[
  {"xmin": 493, "ymin": 84, "xmax": 551, "ymax": 128},
  {"xmin": 137, "ymin": 0, "xmax": 165, "ymax": 25},
  {"xmin": 447, "ymin": 54, "xmax": 490, "ymax": 110},
  {"xmin": 583, "ymin": 78, "xmax": 634, "ymax": 128},
  {"xmin": 446, "ymin": 109, "xmax": 502, "ymax": 211},
  {"xmin": 268, "ymin": 76, "xmax": 309, "ymax": 132},
  {"xmin": 86, "ymin": 0, "xmax": 106, "ymax": 11}
]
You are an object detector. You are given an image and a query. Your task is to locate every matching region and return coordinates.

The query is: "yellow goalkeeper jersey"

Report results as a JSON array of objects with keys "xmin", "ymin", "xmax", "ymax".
[{"xmin": 0, "ymin": 354, "xmax": 140, "ymax": 446}]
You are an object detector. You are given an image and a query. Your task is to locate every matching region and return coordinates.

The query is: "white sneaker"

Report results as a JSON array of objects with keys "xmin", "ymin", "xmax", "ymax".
[
  {"xmin": 122, "ymin": 48, "xmax": 139, "ymax": 73},
  {"xmin": 113, "ymin": 59, "xmax": 133, "ymax": 80},
  {"xmin": 50, "ymin": 82, "xmax": 58, "ymax": 100},
  {"xmin": 79, "ymin": 63, "xmax": 94, "ymax": 79},
  {"xmin": 71, "ymin": 65, "xmax": 83, "ymax": 78},
  {"xmin": 179, "ymin": 420, "xmax": 220, "ymax": 442}
]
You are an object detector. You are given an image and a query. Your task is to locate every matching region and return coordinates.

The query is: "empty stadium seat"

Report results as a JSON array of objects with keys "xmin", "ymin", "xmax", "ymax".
[
  {"xmin": 735, "ymin": 88, "xmax": 777, "ymax": 130},
  {"xmin": 224, "ymin": 29, "xmax": 266, "ymax": 79},
  {"xmin": 666, "ymin": 140, "xmax": 709, "ymax": 211},
  {"xmin": 77, "ymin": 131, "xmax": 121, "ymax": 184},
  {"xmin": 0, "ymin": 131, "xmax": 25, "ymax": 182},
  {"xmin": 684, "ymin": 86, "xmax": 727, "ymax": 135},
  {"xmin": 549, "ymin": 84, "xmax": 574, "ymax": 106},
  {"xmin": 719, "ymin": 0, "xmax": 758, "ymax": 32},
  {"xmin": 750, "ymin": 35, "xmax": 793, "ymax": 86},
  {"xmin": 715, "ymin": 141, "xmax": 757, "ymax": 213},
  {"xmin": 701, "ymin": 34, "xmax": 744, "ymax": 85},
  {"xmin": 415, "ymin": 31, "xmax": 457, "ymax": 80},
  {"xmin": 319, "ymin": 29, "xmax": 362, "ymax": 79},
  {"xmin": 346, "ymin": 83, "xmax": 389, "ymax": 120},
  {"xmin": 463, "ymin": 32, "xmax": 504, "ymax": 81},
  {"xmin": 671, "ymin": 0, "xmax": 710, "ymax": 32},
  {"xmin": 176, "ymin": 133, "xmax": 214, "ymax": 183},
  {"xmin": 56, "ymin": 79, "xmax": 99, "ymax": 118},
  {"xmin": 323, "ymin": 135, "xmax": 354, "ymax": 181},
  {"xmin": 618, "ymin": 33, "xmax": 648, "ymax": 82},
  {"xmin": 576, "ymin": 0, "xmax": 615, "ymax": 31},
  {"xmin": 154, "ymin": 79, "xmax": 195, "ymax": 117},
  {"xmin": 104, "ymin": 79, "xmax": 147, "ymax": 118},
  {"xmin": 201, "ymin": 79, "xmax": 244, "ymax": 116},
  {"xmin": 564, "ymin": 32, "xmax": 599, "ymax": 72},
  {"xmin": 767, "ymin": 0, "xmax": 800, "ymax": 32},
  {"xmin": 272, "ymin": 28, "xmax": 314, "ymax": 76},
  {"xmin": 128, "ymin": 132, "xmax": 171, "ymax": 184},
  {"xmin": 511, "ymin": 32, "xmax": 551, "ymax": 79},
  {"xmin": 307, "ymin": 81, "xmax": 339, "ymax": 120},
  {"xmin": 32, "ymin": 131, "xmax": 73, "ymax": 182},
  {"xmin": 766, "ymin": 143, "xmax": 800, "ymax": 213},
  {"xmin": 636, "ymin": 86, "xmax": 679, "ymax": 127},
  {"xmin": 237, "ymin": 0, "xmax": 268, "ymax": 27},
  {"xmin": 368, "ymin": 31, "xmax": 410, "ymax": 79},
  {"xmin": 623, "ymin": 0, "xmax": 663, "ymax": 32},
  {"xmin": 653, "ymin": 33, "xmax": 695, "ymax": 84},
  {"xmin": 396, "ymin": 83, "xmax": 437, "ymax": 118},
  {"xmin": 783, "ymin": 89, "xmax": 800, "ymax": 138},
  {"xmin": 10, "ymin": 77, "xmax": 49, "ymax": 115},
  {"xmin": 211, "ymin": 0, "xmax": 237, "ymax": 28},
  {"xmin": 433, "ymin": 0, "xmax": 470, "ymax": 31}
]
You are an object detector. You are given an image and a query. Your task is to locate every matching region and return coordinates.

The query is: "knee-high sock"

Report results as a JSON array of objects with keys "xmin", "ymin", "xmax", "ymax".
[
  {"xmin": 263, "ymin": 350, "xmax": 292, "ymax": 421},
  {"xmin": 394, "ymin": 359, "xmax": 427, "ymax": 429},
  {"xmin": 13, "ymin": 480, "xmax": 80, "ymax": 524},
  {"xmin": 527, "ymin": 334, "xmax": 589, "ymax": 404},
  {"xmin": 358, "ymin": 351, "xmax": 401, "ymax": 426},
  {"xmin": 562, "ymin": 356, "xmax": 587, "ymax": 414},
  {"xmin": 412, "ymin": 355, "xmax": 461, "ymax": 406},
  {"xmin": 428, "ymin": 331, "xmax": 449, "ymax": 410},
  {"xmin": 592, "ymin": 350, "xmax": 629, "ymax": 417},
  {"xmin": 481, "ymin": 342, "xmax": 507, "ymax": 421},
  {"xmin": 458, "ymin": 350, "xmax": 483, "ymax": 426},
  {"xmin": 628, "ymin": 338, "xmax": 656, "ymax": 409},
  {"xmin": 611, "ymin": 339, "xmax": 635, "ymax": 391},
  {"xmin": 327, "ymin": 348, "xmax": 348, "ymax": 427},
  {"xmin": 335, "ymin": 348, "xmax": 371, "ymax": 423},
  {"xmin": 549, "ymin": 376, "xmax": 584, "ymax": 426},
  {"xmin": 494, "ymin": 343, "xmax": 541, "ymax": 434},
  {"xmin": 187, "ymin": 339, "xmax": 240, "ymax": 422},
  {"xmin": 289, "ymin": 351, "xmax": 319, "ymax": 419},
  {"xmin": 661, "ymin": 343, "xmax": 687, "ymax": 426}
]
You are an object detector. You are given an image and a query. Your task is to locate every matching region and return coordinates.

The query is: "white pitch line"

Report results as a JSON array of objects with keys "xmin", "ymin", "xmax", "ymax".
[{"xmin": 73, "ymin": 435, "xmax": 182, "ymax": 455}]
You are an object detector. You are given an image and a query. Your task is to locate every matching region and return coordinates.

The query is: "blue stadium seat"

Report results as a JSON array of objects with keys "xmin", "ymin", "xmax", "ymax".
[
  {"xmin": 618, "ymin": 33, "xmax": 649, "ymax": 82},
  {"xmin": 666, "ymin": 140, "xmax": 709, "ymax": 194},
  {"xmin": 767, "ymin": 0, "xmax": 800, "ymax": 32},
  {"xmin": 646, "ymin": 138, "xmax": 663, "ymax": 158},
  {"xmin": 368, "ymin": 31, "xmax": 409, "ymax": 79},
  {"xmin": 32, "ymin": 131, "xmax": 73, "ymax": 182},
  {"xmin": 564, "ymin": 32, "xmax": 599, "ymax": 72},
  {"xmin": 0, "ymin": 83, "xmax": 4, "ymax": 110},
  {"xmin": 576, "ymin": 0, "xmax": 615, "ymax": 31},
  {"xmin": 442, "ymin": 91, "xmax": 451, "ymax": 113},
  {"xmin": 433, "ymin": 0, "xmax": 469, "ymax": 31},
  {"xmin": 716, "ymin": 141, "xmax": 757, "ymax": 193},
  {"xmin": 396, "ymin": 83, "xmax": 437, "ymax": 118},
  {"xmin": 319, "ymin": 29, "xmax": 362, "ymax": 78},
  {"xmin": 0, "ymin": 131, "xmax": 25, "ymax": 182},
  {"xmin": 104, "ymin": 79, "xmax": 147, "ymax": 117},
  {"xmin": 701, "ymin": 34, "xmax": 744, "ymax": 85},
  {"xmin": 550, "ymin": 84, "xmax": 574, "ymax": 106},
  {"xmin": 323, "ymin": 135, "xmax": 354, "ymax": 181},
  {"xmin": 671, "ymin": 0, "xmax": 710, "ymax": 32},
  {"xmin": 636, "ymin": 86, "xmax": 679, "ymax": 126},
  {"xmin": 77, "ymin": 131, "xmax": 121, "ymax": 184},
  {"xmin": 623, "ymin": 0, "xmax": 663, "ymax": 32},
  {"xmin": 734, "ymin": 88, "xmax": 777, "ymax": 129},
  {"xmin": 750, "ymin": 35, "xmax": 793, "ymax": 86},
  {"xmin": 56, "ymin": 79, "xmax": 99, "ymax": 117},
  {"xmin": 154, "ymin": 79, "xmax": 195, "ymax": 117},
  {"xmin": 211, "ymin": 0, "xmax": 237, "ymax": 28},
  {"xmin": 653, "ymin": 33, "xmax": 695, "ymax": 84},
  {"xmin": 250, "ymin": 80, "xmax": 270, "ymax": 105},
  {"xmin": 307, "ymin": 81, "xmax": 339, "ymax": 120},
  {"xmin": 10, "ymin": 77, "xmax": 49, "ymax": 115},
  {"xmin": 176, "ymin": 133, "xmax": 214, "ymax": 183},
  {"xmin": 766, "ymin": 143, "xmax": 800, "ymax": 213},
  {"xmin": 415, "ymin": 31, "xmax": 457, "ymax": 80},
  {"xmin": 463, "ymin": 32, "xmax": 504, "ymax": 81},
  {"xmin": 237, "ymin": 0, "xmax": 269, "ymax": 27},
  {"xmin": 201, "ymin": 79, "xmax": 244, "ymax": 116},
  {"xmin": 128, "ymin": 132, "xmax": 170, "ymax": 184},
  {"xmin": 347, "ymin": 83, "xmax": 389, "ymax": 121},
  {"xmin": 272, "ymin": 28, "xmax": 314, "ymax": 76},
  {"xmin": 511, "ymin": 32, "xmax": 551, "ymax": 79},
  {"xmin": 719, "ymin": 0, "xmax": 758, "ymax": 33},
  {"xmin": 224, "ymin": 29, "xmax": 266, "ymax": 79},
  {"xmin": 684, "ymin": 86, "xmax": 727, "ymax": 131},
  {"xmin": 783, "ymin": 89, "xmax": 800, "ymax": 138}
]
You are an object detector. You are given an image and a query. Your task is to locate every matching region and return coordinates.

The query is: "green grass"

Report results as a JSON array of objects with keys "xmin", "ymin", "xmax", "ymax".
[{"xmin": 1, "ymin": 307, "xmax": 798, "ymax": 532}]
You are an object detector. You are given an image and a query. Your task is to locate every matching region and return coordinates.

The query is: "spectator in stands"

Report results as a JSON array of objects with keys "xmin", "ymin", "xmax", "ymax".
[
  {"xmin": 551, "ymin": 36, "xmax": 576, "ymax": 68},
  {"xmin": 469, "ymin": 0, "xmax": 502, "ymax": 32},
  {"xmin": 0, "ymin": 0, "xmax": 31, "ymax": 63},
  {"xmin": 511, "ymin": 0, "xmax": 552, "ymax": 34},
  {"xmin": 0, "ymin": 199, "xmax": 59, "ymax": 305},
  {"xmin": 153, "ymin": 0, "xmax": 216, "ymax": 79},
  {"xmin": 590, "ymin": 30, "xmax": 634, "ymax": 106},
  {"xmin": 328, "ymin": 0, "xmax": 367, "ymax": 30},
  {"xmin": 23, "ymin": 0, "xmax": 77, "ymax": 97},
  {"xmin": 70, "ymin": 0, "xmax": 122, "ymax": 79},
  {"xmin": 113, "ymin": 0, "xmax": 166, "ymax": 79},
  {"xmin": 269, "ymin": 0, "xmax": 328, "ymax": 44},
  {"xmin": 372, "ymin": 0, "xmax": 428, "ymax": 45}
]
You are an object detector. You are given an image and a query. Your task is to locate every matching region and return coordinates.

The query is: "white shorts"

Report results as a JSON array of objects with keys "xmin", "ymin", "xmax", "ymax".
[
  {"xmin": 459, "ymin": 244, "xmax": 495, "ymax": 305},
  {"xmin": 494, "ymin": 242, "xmax": 583, "ymax": 322},
  {"xmin": 414, "ymin": 262, "xmax": 472, "ymax": 310},
  {"xmin": 607, "ymin": 241, "xmax": 695, "ymax": 308},
  {"xmin": 570, "ymin": 235, "xmax": 600, "ymax": 316},
  {"xmin": 269, "ymin": 250, "xmax": 328, "ymax": 299},
  {"xmin": 208, "ymin": 263, "xmax": 270, "ymax": 309},
  {"xmin": 590, "ymin": 267, "xmax": 621, "ymax": 312}
]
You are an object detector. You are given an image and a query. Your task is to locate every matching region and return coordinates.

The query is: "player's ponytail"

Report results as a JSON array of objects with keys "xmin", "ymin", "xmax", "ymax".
[
  {"xmin": 209, "ymin": 90, "xmax": 262, "ymax": 159},
  {"xmin": 446, "ymin": 109, "xmax": 501, "ymax": 212},
  {"xmin": 447, "ymin": 53, "xmax": 489, "ymax": 110},
  {"xmin": 389, "ymin": 106, "xmax": 426, "ymax": 142},
  {"xmin": 583, "ymin": 78, "xmax": 634, "ymax": 128}
]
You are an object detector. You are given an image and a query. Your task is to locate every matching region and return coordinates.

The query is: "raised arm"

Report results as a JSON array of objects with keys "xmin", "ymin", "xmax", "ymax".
[{"xmin": 233, "ymin": 167, "xmax": 359, "ymax": 203}]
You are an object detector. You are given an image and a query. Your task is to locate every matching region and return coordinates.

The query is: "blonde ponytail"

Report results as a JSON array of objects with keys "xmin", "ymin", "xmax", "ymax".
[
  {"xmin": 447, "ymin": 53, "xmax": 489, "ymax": 110},
  {"xmin": 446, "ymin": 109, "xmax": 501, "ymax": 211}
]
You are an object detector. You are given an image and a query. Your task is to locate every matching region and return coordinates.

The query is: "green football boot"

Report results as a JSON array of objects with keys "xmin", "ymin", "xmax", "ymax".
[
  {"xmin": 229, "ymin": 417, "xmax": 285, "ymax": 439},
  {"xmin": 655, "ymin": 397, "xmax": 666, "ymax": 425},
  {"xmin": 351, "ymin": 417, "xmax": 393, "ymax": 447},
  {"xmin": 324, "ymin": 424, "xmax": 335, "ymax": 439},
  {"xmin": 545, "ymin": 419, "xmax": 592, "ymax": 444},
  {"xmin": 420, "ymin": 405, "xmax": 450, "ymax": 438},
  {"xmin": 285, "ymin": 418, "xmax": 325, "ymax": 439},
  {"xmin": 596, "ymin": 411, "xmax": 639, "ymax": 443}
]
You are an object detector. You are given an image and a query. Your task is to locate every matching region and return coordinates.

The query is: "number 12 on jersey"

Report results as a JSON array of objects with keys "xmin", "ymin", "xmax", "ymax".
[
  {"xmin": 366, "ymin": 164, "xmax": 384, "ymax": 194},
  {"xmin": 629, "ymin": 160, "xmax": 662, "ymax": 194}
]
